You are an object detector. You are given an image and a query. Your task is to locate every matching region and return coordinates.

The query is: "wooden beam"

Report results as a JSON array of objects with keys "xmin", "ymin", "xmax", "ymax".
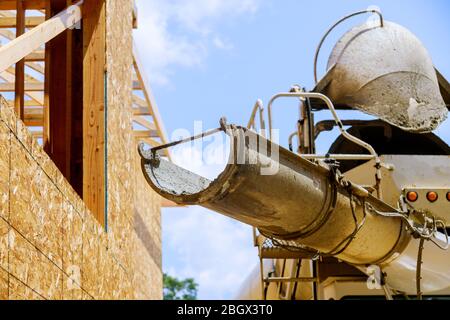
[
  {"xmin": 25, "ymin": 105, "xmax": 43, "ymax": 113},
  {"xmin": 138, "ymin": 136, "xmax": 162, "ymax": 148},
  {"xmin": 25, "ymin": 50, "xmax": 45, "ymax": 61},
  {"xmin": 0, "ymin": 29, "xmax": 17, "ymax": 41},
  {"xmin": 0, "ymin": 104, "xmax": 45, "ymax": 126},
  {"xmin": 1, "ymin": 68, "xmax": 44, "ymax": 104},
  {"xmin": 22, "ymin": 68, "xmax": 42, "ymax": 83},
  {"xmin": 47, "ymin": 0, "xmax": 70, "ymax": 180},
  {"xmin": 44, "ymin": 0, "xmax": 84, "ymax": 197},
  {"xmin": 0, "ymin": 0, "xmax": 83, "ymax": 73},
  {"xmin": 83, "ymin": 0, "xmax": 106, "ymax": 225},
  {"xmin": 15, "ymin": 0, "xmax": 26, "ymax": 120},
  {"xmin": 133, "ymin": 43, "xmax": 170, "ymax": 151},
  {"xmin": 25, "ymin": 61, "xmax": 45, "ymax": 74},
  {"xmin": 31, "ymin": 131, "xmax": 43, "ymax": 138},
  {"xmin": 43, "ymin": 2, "xmax": 51, "ymax": 148},
  {"xmin": 0, "ymin": 30, "xmax": 45, "ymax": 74},
  {"xmin": 25, "ymin": 116, "xmax": 43, "ymax": 126},
  {"xmin": 24, "ymin": 119, "xmax": 43, "ymax": 127},
  {"xmin": 132, "ymin": 116, "xmax": 156, "ymax": 130},
  {"xmin": 0, "ymin": 16, "xmax": 45, "ymax": 28},
  {"xmin": 0, "ymin": 82, "xmax": 44, "ymax": 91},
  {"xmin": 0, "ymin": 0, "xmax": 46, "ymax": 10},
  {"xmin": 133, "ymin": 130, "xmax": 160, "ymax": 138},
  {"xmin": 28, "ymin": 92, "xmax": 44, "ymax": 105},
  {"xmin": 132, "ymin": 106, "xmax": 151, "ymax": 116},
  {"xmin": 132, "ymin": 0, "xmax": 138, "ymax": 29},
  {"xmin": 22, "ymin": 106, "xmax": 44, "ymax": 126},
  {"xmin": 133, "ymin": 95, "xmax": 148, "ymax": 108},
  {"xmin": 132, "ymin": 80, "xmax": 141, "ymax": 90},
  {"xmin": 6, "ymin": 100, "xmax": 42, "ymax": 107},
  {"xmin": 69, "ymin": 3, "xmax": 84, "ymax": 198}
]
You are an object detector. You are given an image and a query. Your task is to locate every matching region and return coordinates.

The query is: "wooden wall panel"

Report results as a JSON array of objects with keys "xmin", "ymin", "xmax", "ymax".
[
  {"xmin": 83, "ymin": 0, "xmax": 106, "ymax": 225},
  {"xmin": 9, "ymin": 229, "xmax": 63, "ymax": 300},
  {"xmin": 133, "ymin": 146, "xmax": 163, "ymax": 299},
  {"xmin": 0, "ymin": 267, "xmax": 8, "ymax": 300},
  {"xmin": 10, "ymin": 138, "xmax": 63, "ymax": 269},
  {"xmin": 8, "ymin": 277, "xmax": 44, "ymax": 300},
  {"xmin": 61, "ymin": 201, "xmax": 83, "ymax": 285},
  {"xmin": 0, "ymin": 123, "xmax": 9, "ymax": 221},
  {"xmin": 0, "ymin": 218, "xmax": 8, "ymax": 272}
]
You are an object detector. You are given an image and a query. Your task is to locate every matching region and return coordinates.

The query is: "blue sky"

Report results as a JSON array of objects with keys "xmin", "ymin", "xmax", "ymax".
[{"xmin": 134, "ymin": 0, "xmax": 450, "ymax": 299}]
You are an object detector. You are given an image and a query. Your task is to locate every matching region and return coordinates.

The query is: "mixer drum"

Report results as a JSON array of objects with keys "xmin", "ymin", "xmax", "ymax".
[{"xmin": 315, "ymin": 21, "xmax": 447, "ymax": 133}]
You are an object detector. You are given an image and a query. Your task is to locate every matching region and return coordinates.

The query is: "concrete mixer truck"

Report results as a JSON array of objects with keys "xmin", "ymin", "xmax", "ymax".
[{"xmin": 139, "ymin": 9, "xmax": 450, "ymax": 300}]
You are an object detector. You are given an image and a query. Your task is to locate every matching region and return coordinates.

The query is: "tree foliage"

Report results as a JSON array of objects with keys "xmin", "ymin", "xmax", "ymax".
[{"xmin": 163, "ymin": 273, "xmax": 198, "ymax": 300}]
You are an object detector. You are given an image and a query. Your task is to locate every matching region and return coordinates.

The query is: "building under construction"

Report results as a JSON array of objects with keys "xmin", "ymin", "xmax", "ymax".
[{"xmin": 0, "ymin": 0, "xmax": 168, "ymax": 299}]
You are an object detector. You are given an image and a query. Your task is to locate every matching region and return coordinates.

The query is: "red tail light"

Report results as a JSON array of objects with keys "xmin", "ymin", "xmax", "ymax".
[
  {"xmin": 406, "ymin": 191, "xmax": 418, "ymax": 202},
  {"xmin": 426, "ymin": 191, "xmax": 438, "ymax": 203}
]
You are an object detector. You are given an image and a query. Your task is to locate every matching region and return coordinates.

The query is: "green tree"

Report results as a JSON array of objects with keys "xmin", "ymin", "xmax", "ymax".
[{"xmin": 163, "ymin": 273, "xmax": 198, "ymax": 300}]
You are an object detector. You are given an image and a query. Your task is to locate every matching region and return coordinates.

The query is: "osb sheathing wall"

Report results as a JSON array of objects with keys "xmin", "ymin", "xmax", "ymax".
[
  {"xmin": 105, "ymin": 0, "xmax": 162, "ymax": 299},
  {"xmin": 0, "ymin": 0, "xmax": 162, "ymax": 300}
]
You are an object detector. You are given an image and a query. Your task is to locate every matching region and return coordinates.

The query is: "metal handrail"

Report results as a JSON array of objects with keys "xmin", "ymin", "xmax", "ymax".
[
  {"xmin": 288, "ymin": 130, "xmax": 298, "ymax": 152},
  {"xmin": 247, "ymin": 99, "xmax": 266, "ymax": 138},
  {"xmin": 267, "ymin": 92, "xmax": 378, "ymax": 158},
  {"xmin": 313, "ymin": 8, "xmax": 384, "ymax": 84},
  {"xmin": 267, "ymin": 91, "xmax": 384, "ymax": 198}
]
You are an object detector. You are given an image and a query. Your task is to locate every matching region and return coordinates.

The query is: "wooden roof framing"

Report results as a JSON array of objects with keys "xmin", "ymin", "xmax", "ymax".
[
  {"xmin": 0, "ymin": 3, "xmax": 171, "ymax": 159},
  {"xmin": 0, "ymin": 1, "xmax": 46, "ymax": 10},
  {"xmin": 132, "ymin": 42, "xmax": 171, "ymax": 159}
]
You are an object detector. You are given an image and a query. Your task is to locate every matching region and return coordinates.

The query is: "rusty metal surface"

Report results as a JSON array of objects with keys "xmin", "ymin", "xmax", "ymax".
[{"xmin": 314, "ymin": 21, "xmax": 447, "ymax": 132}]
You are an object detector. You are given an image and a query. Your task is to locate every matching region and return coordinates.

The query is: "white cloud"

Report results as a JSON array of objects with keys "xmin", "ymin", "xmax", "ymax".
[
  {"xmin": 163, "ymin": 205, "xmax": 258, "ymax": 299},
  {"xmin": 134, "ymin": 0, "xmax": 260, "ymax": 86},
  {"xmin": 170, "ymin": 124, "xmax": 230, "ymax": 180},
  {"xmin": 213, "ymin": 36, "xmax": 234, "ymax": 51},
  {"xmin": 171, "ymin": 0, "xmax": 260, "ymax": 34},
  {"xmin": 163, "ymin": 132, "xmax": 257, "ymax": 299}
]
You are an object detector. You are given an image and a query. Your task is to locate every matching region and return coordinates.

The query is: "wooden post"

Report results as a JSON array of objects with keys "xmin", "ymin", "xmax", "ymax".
[
  {"xmin": 43, "ymin": 1, "xmax": 51, "ymax": 151},
  {"xmin": 70, "ymin": 9, "xmax": 84, "ymax": 197},
  {"xmin": 14, "ymin": 0, "xmax": 25, "ymax": 120},
  {"xmin": 83, "ymin": 0, "xmax": 106, "ymax": 225},
  {"xmin": 44, "ymin": 0, "xmax": 83, "ymax": 196}
]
